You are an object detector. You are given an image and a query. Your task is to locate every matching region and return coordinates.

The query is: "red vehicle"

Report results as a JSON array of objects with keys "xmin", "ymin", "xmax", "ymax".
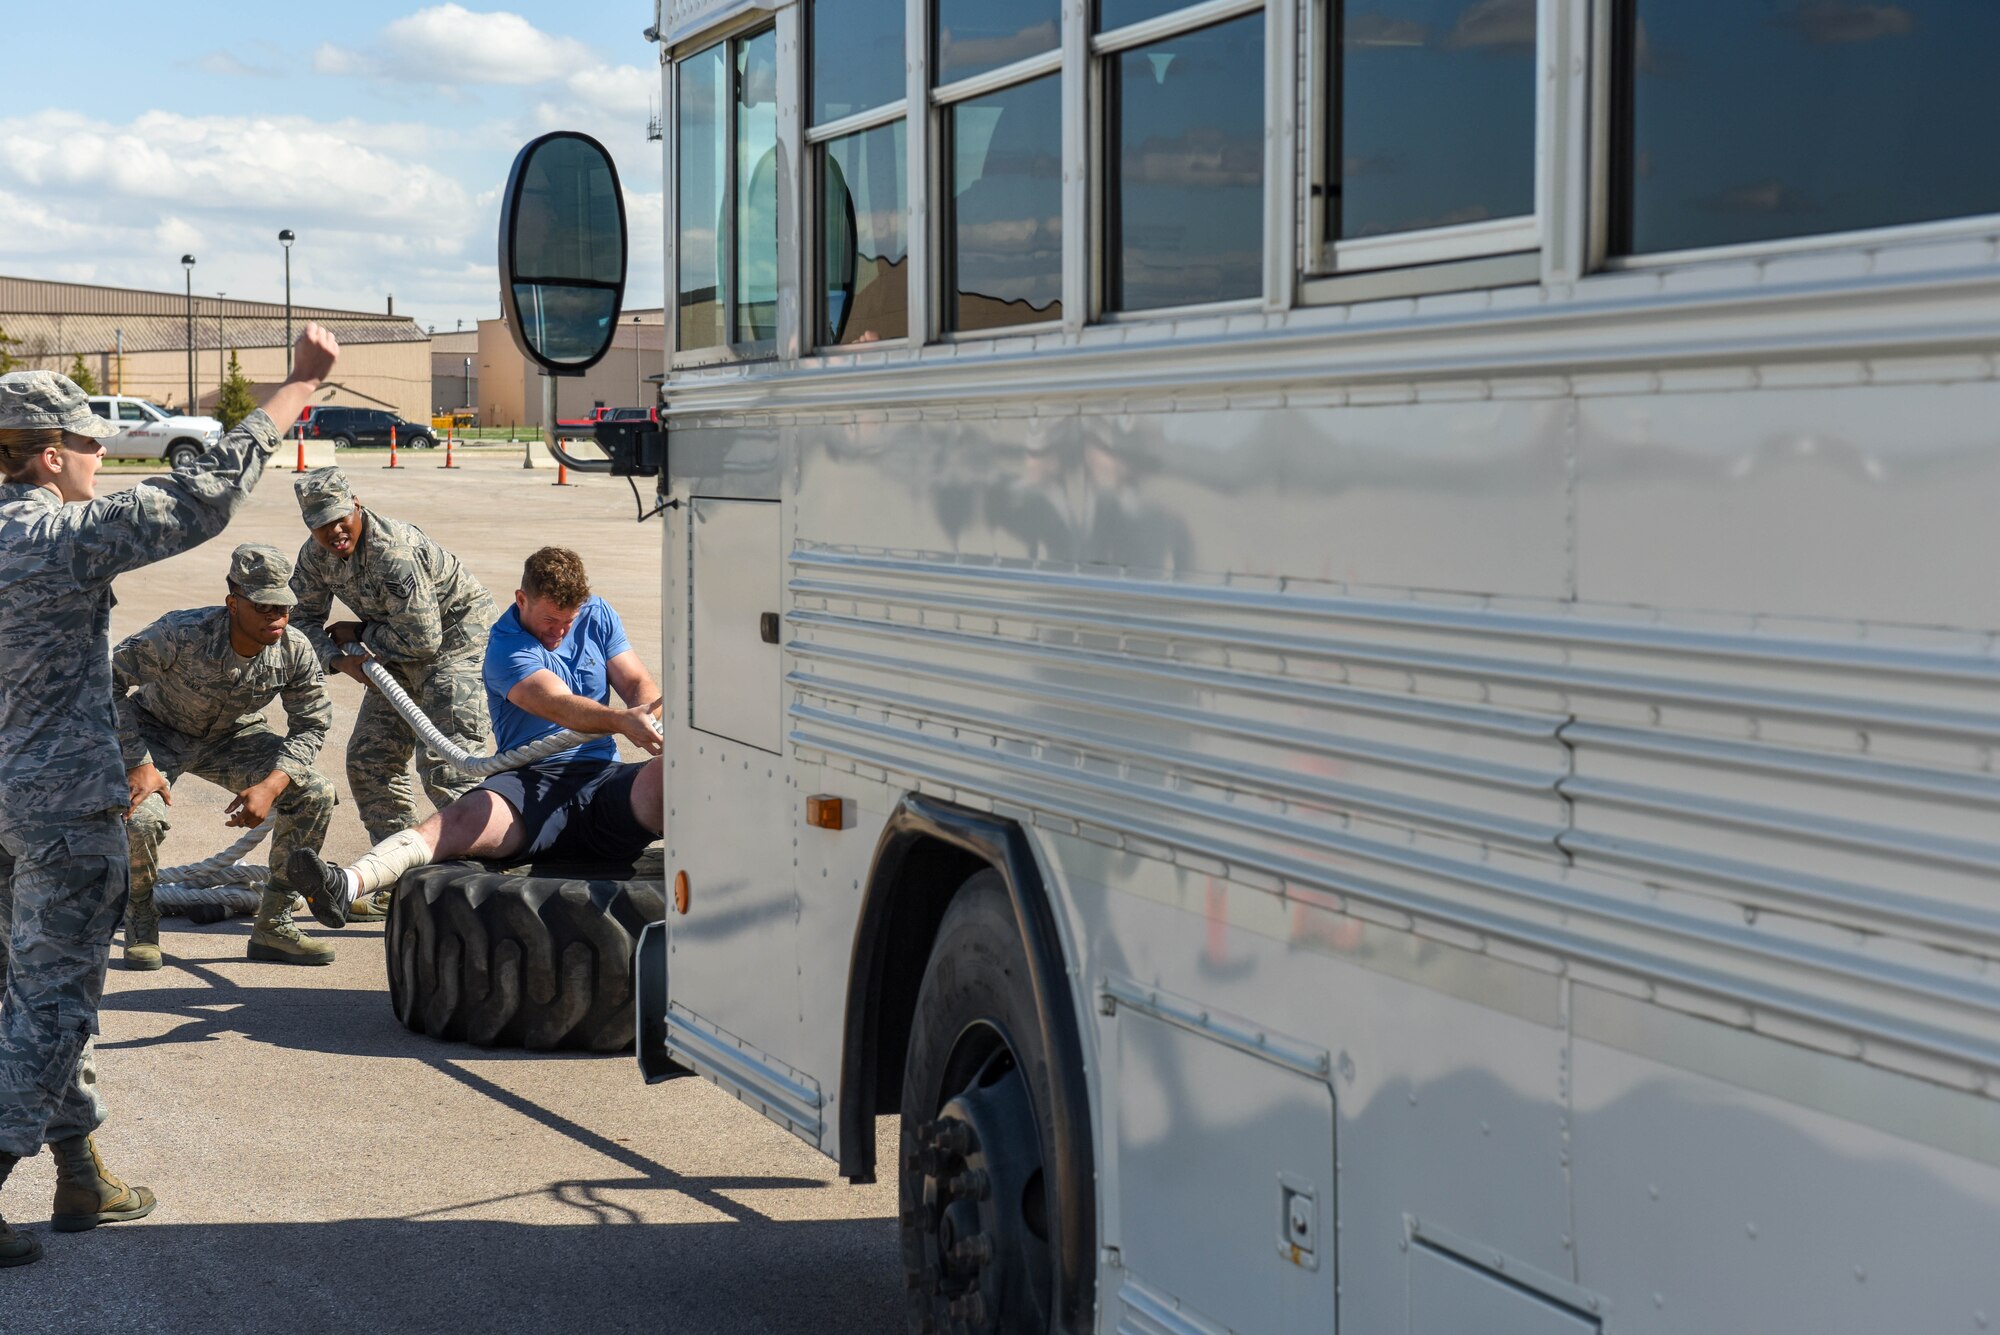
[{"xmin": 554, "ymin": 405, "xmax": 616, "ymax": 432}]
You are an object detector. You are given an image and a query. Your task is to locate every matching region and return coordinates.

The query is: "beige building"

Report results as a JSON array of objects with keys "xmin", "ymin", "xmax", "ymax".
[
  {"xmin": 0, "ymin": 275, "xmax": 431, "ymax": 424},
  {"xmin": 431, "ymin": 329, "xmax": 480, "ymax": 416},
  {"xmin": 476, "ymin": 309, "xmax": 664, "ymax": 432}
]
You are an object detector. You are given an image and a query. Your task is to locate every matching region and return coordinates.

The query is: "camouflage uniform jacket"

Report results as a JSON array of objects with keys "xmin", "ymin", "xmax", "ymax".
[
  {"xmin": 112, "ymin": 607, "xmax": 330, "ymax": 786},
  {"xmin": 290, "ymin": 511, "xmax": 494, "ymax": 670},
  {"xmin": 0, "ymin": 411, "xmax": 282, "ymax": 825}
]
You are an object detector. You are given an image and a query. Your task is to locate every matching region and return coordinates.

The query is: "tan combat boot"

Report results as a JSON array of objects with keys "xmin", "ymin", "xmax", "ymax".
[
  {"xmin": 247, "ymin": 888, "xmax": 336, "ymax": 966},
  {"xmin": 346, "ymin": 887, "xmax": 392, "ymax": 922},
  {"xmin": 1, "ymin": 1150, "xmax": 43, "ymax": 1267},
  {"xmin": 48, "ymin": 1135, "xmax": 157, "ymax": 1232},
  {"xmin": 123, "ymin": 881, "xmax": 163, "ymax": 972}
]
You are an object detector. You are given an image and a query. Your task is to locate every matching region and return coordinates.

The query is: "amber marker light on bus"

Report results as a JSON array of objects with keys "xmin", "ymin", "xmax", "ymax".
[
  {"xmin": 806, "ymin": 795, "xmax": 845, "ymax": 830},
  {"xmin": 673, "ymin": 870, "xmax": 690, "ymax": 915}
]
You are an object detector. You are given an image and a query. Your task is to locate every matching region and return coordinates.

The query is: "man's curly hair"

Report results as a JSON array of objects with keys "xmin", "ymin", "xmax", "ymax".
[{"xmin": 521, "ymin": 546, "xmax": 591, "ymax": 608}]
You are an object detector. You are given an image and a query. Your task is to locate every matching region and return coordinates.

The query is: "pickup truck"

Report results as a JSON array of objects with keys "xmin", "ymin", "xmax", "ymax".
[
  {"xmin": 85, "ymin": 396, "xmax": 224, "ymax": 469},
  {"xmin": 553, "ymin": 405, "xmax": 615, "ymax": 435}
]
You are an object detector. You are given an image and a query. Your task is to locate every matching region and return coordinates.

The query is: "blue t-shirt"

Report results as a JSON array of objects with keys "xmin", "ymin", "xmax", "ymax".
[{"xmin": 483, "ymin": 595, "xmax": 632, "ymax": 767}]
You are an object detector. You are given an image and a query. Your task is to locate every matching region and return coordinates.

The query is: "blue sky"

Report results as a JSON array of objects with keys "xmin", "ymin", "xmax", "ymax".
[{"xmin": 0, "ymin": 2, "xmax": 664, "ymax": 331}]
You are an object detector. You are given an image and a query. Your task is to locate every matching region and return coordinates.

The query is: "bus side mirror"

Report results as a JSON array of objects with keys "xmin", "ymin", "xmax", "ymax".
[{"xmin": 498, "ymin": 131, "xmax": 628, "ymax": 374}]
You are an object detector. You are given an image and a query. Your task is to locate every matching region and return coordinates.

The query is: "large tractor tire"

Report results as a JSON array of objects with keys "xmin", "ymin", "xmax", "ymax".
[{"xmin": 385, "ymin": 850, "xmax": 665, "ymax": 1053}]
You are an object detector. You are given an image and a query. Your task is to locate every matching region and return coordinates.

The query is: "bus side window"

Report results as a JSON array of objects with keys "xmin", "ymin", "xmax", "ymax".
[
  {"xmin": 734, "ymin": 29, "xmax": 780, "ymax": 343},
  {"xmin": 677, "ymin": 40, "xmax": 729, "ymax": 351},
  {"xmin": 938, "ymin": 0, "xmax": 1063, "ymax": 334},
  {"xmin": 945, "ymin": 77, "xmax": 1062, "ymax": 332},
  {"xmin": 1320, "ymin": 0, "xmax": 1538, "ymax": 274},
  {"xmin": 808, "ymin": 0, "xmax": 909, "ymax": 348},
  {"xmin": 674, "ymin": 26, "xmax": 781, "ymax": 355},
  {"xmin": 1102, "ymin": 8, "xmax": 1266, "ymax": 312},
  {"xmin": 1611, "ymin": 0, "xmax": 2000, "ymax": 255}
]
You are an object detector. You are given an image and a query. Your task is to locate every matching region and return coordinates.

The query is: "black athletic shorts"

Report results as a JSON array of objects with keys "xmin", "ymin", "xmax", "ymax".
[{"xmin": 476, "ymin": 757, "xmax": 656, "ymax": 864}]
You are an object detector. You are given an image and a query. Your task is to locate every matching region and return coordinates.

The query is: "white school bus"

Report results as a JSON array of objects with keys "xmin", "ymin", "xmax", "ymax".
[{"xmin": 624, "ymin": 0, "xmax": 2000, "ymax": 1330}]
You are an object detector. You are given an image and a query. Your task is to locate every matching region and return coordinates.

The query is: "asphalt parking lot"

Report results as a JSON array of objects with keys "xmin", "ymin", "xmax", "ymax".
[{"xmin": 3, "ymin": 444, "xmax": 902, "ymax": 1334}]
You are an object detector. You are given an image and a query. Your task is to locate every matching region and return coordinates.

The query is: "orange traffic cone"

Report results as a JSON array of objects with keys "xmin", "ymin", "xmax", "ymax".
[{"xmin": 384, "ymin": 425, "xmax": 402, "ymax": 469}]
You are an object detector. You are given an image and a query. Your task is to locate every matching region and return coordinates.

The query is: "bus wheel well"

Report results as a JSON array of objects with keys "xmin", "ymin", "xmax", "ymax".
[
  {"xmin": 839, "ymin": 811, "xmax": 992, "ymax": 1183},
  {"xmin": 838, "ymin": 792, "xmax": 1097, "ymax": 1333},
  {"xmin": 838, "ymin": 795, "xmax": 1080, "ymax": 1179},
  {"xmin": 865, "ymin": 837, "xmax": 989, "ymax": 1118}
]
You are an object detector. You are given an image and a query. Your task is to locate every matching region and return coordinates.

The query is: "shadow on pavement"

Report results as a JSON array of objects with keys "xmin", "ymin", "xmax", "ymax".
[
  {"xmin": 46, "ymin": 923, "xmax": 904, "ymax": 1335},
  {"xmin": 97, "ymin": 975, "xmax": 830, "ymax": 1222},
  {"xmin": 2, "ymin": 1215, "xmax": 902, "ymax": 1335}
]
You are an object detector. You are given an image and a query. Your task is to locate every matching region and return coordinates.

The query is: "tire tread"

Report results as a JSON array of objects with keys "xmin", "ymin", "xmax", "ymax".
[{"xmin": 385, "ymin": 851, "xmax": 664, "ymax": 1052}]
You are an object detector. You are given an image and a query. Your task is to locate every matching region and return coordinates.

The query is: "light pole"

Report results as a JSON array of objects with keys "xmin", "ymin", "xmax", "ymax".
[
  {"xmin": 463, "ymin": 357, "xmax": 472, "ymax": 412},
  {"xmin": 181, "ymin": 255, "xmax": 195, "ymax": 410},
  {"xmin": 279, "ymin": 229, "xmax": 295, "ymax": 373}
]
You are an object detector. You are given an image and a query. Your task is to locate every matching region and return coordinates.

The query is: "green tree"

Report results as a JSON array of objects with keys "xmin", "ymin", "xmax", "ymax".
[
  {"xmin": 65, "ymin": 353, "xmax": 98, "ymax": 394},
  {"xmin": 216, "ymin": 350, "xmax": 256, "ymax": 430},
  {"xmin": 0, "ymin": 323, "xmax": 19, "ymax": 375}
]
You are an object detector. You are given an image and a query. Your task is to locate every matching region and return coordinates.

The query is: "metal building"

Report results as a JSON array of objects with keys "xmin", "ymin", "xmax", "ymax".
[{"xmin": 0, "ymin": 274, "xmax": 432, "ymax": 424}]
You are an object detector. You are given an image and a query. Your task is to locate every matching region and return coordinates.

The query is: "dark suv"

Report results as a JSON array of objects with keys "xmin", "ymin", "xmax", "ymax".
[{"xmin": 299, "ymin": 405, "xmax": 434, "ymax": 449}]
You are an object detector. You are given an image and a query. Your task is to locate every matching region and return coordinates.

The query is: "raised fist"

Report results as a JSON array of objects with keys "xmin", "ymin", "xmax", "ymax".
[{"xmin": 290, "ymin": 323, "xmax": 340, "ymax": 384}]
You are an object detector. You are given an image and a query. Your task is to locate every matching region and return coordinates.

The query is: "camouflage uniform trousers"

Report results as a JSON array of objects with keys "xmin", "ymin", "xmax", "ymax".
[
  {"xmin": 347, "ymin": 647, "xmax": 490, "ymax": 844},
  {"xmin": 125, "ymin": 720, "xmax": 338, "ymax": 917},
  {"xmin": 0, "ymin": 810, "xmax": 125, "ymax": 1158}
]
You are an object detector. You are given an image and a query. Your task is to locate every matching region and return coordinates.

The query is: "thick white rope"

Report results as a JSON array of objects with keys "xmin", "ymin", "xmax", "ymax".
[
  {"xmin": 153, "ymin": 652, "xmax": 599, "ymax": 917},
  {"xmin": 358, "ymin": 656, "xmax": 597, "ymax": 777},
  {"xmin": 154, "ymin": 817, "xmax": 275, "ymax": 918},
  {"xmin": 160, "ymin": 816, "xmax": 275, "ymax": 884}
]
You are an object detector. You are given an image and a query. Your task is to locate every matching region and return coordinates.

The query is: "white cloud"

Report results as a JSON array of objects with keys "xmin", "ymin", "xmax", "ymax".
[
  {"xmin": 315, "ymin": 7, "xmax": 658, "ymax": 148},
  {"xmin": 1347, "ymin": 14, "xmax": 1430, "ymax": 48},
  {"xmin": 372, "ymin": 3, "xmax": 592, "ymax": 85},
  {"xmin": 0, "ymin": 110, "xmax": 469, "ymax": 224},
  {"xmin": 1, "ymin": 8, "xmax": 669, "ymax": 332},
  {"xmin": 1443, "ymin": 0, "xmax": 1536, "ymax": 51},
  {"xmin": 0, "ymin": 109, "xmax": 498, "ymax": 328},
  {"xmin": 567, "ymin": 63, "xmax": 654, "ymax": 116},
  {"xmin": 0, "ymin": 187, "xmax": 123, "ymax": 255},
  {"xmin": 312, "ymin": 43, "xmax": 360, "ymax": 76},
  {"xmin": 194, "ymin": 51, "xmax": 280, "ymax": 78}
]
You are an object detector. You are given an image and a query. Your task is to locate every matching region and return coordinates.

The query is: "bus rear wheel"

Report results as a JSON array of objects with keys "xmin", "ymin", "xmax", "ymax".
[{"xmin": 899, "ymin": 870, "xmax": 1055, "ymax": 1334}]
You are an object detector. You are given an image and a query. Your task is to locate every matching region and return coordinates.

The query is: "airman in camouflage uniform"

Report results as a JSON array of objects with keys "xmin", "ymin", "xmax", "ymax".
[
  {"xmin": 0, "ymin": 327, "xmax": 336, "ymax": 1268},
  {"xmin": 289, "ymin": 469, "xmax": 495, "ymax": 890},
  {"xmin": 117, "ymin": 543, "xmax": 339, "ymax": 970}
]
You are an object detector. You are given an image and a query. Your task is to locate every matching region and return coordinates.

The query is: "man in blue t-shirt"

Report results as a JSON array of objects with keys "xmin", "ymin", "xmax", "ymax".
[{"xmin": 288, "ymin": 547, "xmax": 663, "ymax": 920}]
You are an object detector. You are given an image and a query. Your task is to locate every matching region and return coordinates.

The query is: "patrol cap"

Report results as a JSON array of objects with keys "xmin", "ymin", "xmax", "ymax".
[
  {"xmin": 227, "ymin": 543, "xmax": 298, "ymax": 606},
  {"xmin": 294, "ymin": 466, "xmax": 355, "ymax": 529},
  {"xmin": 0, "ymin": 370, "xmax": 117, "ymax": 439}
]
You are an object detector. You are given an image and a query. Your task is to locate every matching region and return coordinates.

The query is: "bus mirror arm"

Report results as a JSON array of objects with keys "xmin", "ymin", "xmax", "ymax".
[{"xmin": 589, "ymin": 419, "xmax": 678, "ymax": 522}]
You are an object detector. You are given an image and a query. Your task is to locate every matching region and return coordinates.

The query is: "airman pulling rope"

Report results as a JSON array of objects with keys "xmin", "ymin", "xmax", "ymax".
[{"xmin": 154, "ymin": 651, "xmax": 598, "ymax": 918}]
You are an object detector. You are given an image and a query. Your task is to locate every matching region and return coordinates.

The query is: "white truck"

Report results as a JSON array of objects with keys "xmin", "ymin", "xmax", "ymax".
[{"xmin": 85, "ymin": 395, "xmax": 223, "ymax": 468}]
